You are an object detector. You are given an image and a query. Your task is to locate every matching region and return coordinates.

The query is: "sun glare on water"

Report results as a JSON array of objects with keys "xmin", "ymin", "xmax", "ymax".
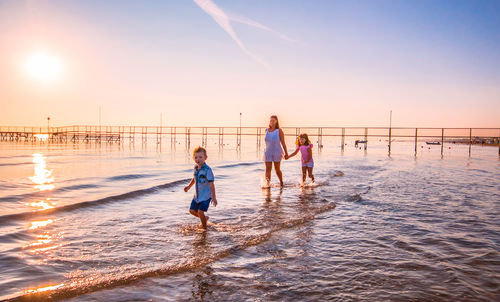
[{"xmin": 24, "ymin": 52, "xmax": 63, "ymax": 82}]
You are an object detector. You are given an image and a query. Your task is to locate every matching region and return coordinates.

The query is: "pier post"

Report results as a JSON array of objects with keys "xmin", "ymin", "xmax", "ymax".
[
  {"xmin": 256, "ymin": 128, "xmax": 259, "ymax": 149},
  {"xmin": 364, "ymin": 128, "xmax": 368, "ymax": 150},
  {"xmin": 469, "ymin": 128, "xmax": 472, "ymax": 156},
  {"xmin": 388, "ymin": 126, "xmax": 392, "ymax": 155},
  {"xmin": 320, "ymin": 128, "xmax": 323, "ymax": 149},
  {"xmin": 441, "ymin": 128, "xmax": 444, "ymax": 156},
  {"xmin": 173, "ymin": 127, "xmax": 176, "ymax": 146},
  {"xmin": 218, "ymin": 127, "xmax": 222, "ymax": 147},
  {"xmin": 237, "ymin": 127, "xmax": 241, "ymax": 148},
  {"xmin": 318, "ymin": 127, "xmax": 321, "ymax": 150},
  {"xmin": 341, "ymin": 128, "xmax": 345, "ymax": 151},
  {"xmin": 317, "ymin": 128, "xmax": 320, "ymax": 149},
  {"xmin": 414, "ymin": 128, "xmax": 418, "ymax": 156},
  {"xmin": 185, "ymin": 127, "xmax": 190, "ymax": 148},
  {"xmin": 156, "ymin": 126, "xmax": 161, "ymax": 145},
  {"xmin": 171, "ymin": 127, "xmax": 174, "ymax": 146}
]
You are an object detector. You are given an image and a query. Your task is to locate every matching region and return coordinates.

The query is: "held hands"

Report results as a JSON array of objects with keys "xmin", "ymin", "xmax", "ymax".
[{"xmin": 284, "ymin": 154, "xmax": 289, "ymax": 160}]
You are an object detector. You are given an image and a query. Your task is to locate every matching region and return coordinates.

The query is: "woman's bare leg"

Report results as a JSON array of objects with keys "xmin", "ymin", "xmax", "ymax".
[
  {"xmin": 273, "ymin": 161, "xmax": 284, "ymax": 187},
  {"xmin": 265, "ymin": 162, "xmax": 272, "ymax": 184}
]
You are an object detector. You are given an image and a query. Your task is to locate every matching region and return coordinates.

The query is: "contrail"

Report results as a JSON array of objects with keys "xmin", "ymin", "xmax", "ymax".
[{"xmin": 194, "ymin": 0, "xmax": 293, "ymax": 68}]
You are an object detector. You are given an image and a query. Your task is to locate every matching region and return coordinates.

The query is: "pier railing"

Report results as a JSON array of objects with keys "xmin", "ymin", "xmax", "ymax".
[{"xmin": 0, "ymin": 125, "xmax": 498, "ymax": 156}]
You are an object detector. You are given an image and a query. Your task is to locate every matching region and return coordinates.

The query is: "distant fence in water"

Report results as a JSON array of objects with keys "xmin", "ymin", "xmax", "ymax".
[{"xmin": 0, "ymin": 125, "xmax": 499, "ymax": 156}]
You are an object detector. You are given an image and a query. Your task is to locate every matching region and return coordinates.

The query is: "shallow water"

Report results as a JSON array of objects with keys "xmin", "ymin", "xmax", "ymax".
[{"xmin": 0, "ymin": 138, "xmax": 499, "ymax": 301}]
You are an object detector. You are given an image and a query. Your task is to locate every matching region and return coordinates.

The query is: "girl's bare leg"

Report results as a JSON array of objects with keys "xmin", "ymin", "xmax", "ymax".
[
  {"xmin": 307, "ymin": 167, "xmax": 315, "ymax": 182},
  {"xmin": 302, "ymin": 166, "xmax": 307, "ymax": 183},
  {"xmin": 273, "ymin": 161, "xmax": 284, "ymax": 187}
]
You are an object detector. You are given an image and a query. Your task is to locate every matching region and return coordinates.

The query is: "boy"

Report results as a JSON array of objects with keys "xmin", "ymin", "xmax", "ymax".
[{"xmin": 184, "ymin": 146, "xmax": 217, "ymax": 230}]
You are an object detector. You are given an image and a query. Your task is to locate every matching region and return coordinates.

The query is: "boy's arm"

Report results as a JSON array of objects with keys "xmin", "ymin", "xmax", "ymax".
[
  {"xmin": 184, "ymin": 177, "xmax": 195, "ymax": 192},
  {"xmin": 209, "ymin": 182, "xmax": 217, "ymax": 206}
]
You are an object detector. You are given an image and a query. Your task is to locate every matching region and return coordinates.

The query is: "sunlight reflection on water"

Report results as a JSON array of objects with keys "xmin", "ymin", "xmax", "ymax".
[
  {"xmin": 25, "ymin": 198, "xmax": 56, "ymax": 211},
  {"xmin": 29, "ymin": 153, "xmax": 55, "ymax": 191},
  {"xmin": 29, "ymin": 219, "xmax": 54, "ymax": 230}
]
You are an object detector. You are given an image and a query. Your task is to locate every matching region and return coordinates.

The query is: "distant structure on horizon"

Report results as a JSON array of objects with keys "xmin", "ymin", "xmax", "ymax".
[{"xmin": 1, "ymin": 125, "xmax": 498, "ymax": 157}]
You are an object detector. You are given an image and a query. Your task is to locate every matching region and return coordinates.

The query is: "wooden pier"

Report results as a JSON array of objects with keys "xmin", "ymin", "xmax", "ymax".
[{"xmin": 0, "ymin": 125, "xmax": 499, "ymax": 156}]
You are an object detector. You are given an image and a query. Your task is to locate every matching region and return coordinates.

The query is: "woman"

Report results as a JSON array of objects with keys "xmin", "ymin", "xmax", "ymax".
[{"xmin": 264, "ymin": 115, "xmax": 288, "ymax": 187}]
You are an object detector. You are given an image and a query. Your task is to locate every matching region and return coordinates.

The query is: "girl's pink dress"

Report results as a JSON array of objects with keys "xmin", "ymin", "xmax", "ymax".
[{"xmin": 298, "ymin": 144, "xmax": 314, "ymax": 167}]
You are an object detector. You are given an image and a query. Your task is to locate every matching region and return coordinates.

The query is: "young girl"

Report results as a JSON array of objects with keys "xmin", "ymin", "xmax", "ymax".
[{"xmin": 286, "ymin": 133, "xmax": 315, "ymax": 184}]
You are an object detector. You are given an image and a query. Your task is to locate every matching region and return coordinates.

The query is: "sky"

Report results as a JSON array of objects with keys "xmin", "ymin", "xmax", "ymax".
[{"xmin": 0, "ymin": 0, "xmax": 499, "ymax": 128}]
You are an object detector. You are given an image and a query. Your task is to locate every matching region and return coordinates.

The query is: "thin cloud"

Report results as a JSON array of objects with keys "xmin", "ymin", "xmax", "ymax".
[
  {"xmin": 194, "ymin": 0, "xmax": 293, "ymax": 68},
  {"xmin": 229, "ymin": 15, "xmax": 297, "ymax": 43}
]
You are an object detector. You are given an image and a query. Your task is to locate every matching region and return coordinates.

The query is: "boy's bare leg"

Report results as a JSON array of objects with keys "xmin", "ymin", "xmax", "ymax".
[
  {"xmin": 189, "ymin": 209, "xmax": 199, "ymax": 217},
  {"xmin": 197, "ymin": 210, "xmax": 209, "ymax": 229},
  {"xmin": 273, "ymin": 161, "xmax": 284, "ymax": 187}
]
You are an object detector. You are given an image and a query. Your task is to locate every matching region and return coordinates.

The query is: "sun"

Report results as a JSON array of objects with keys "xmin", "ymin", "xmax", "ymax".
[{"xmin": 24, "ymin": 52, "xmax": 63, "ymax": 82}]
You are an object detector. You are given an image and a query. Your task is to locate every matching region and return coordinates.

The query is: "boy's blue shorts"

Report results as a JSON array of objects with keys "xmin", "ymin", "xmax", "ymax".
[{"xmin": 190, "ymin": 198, "xmax": 211, "ymax": 212}]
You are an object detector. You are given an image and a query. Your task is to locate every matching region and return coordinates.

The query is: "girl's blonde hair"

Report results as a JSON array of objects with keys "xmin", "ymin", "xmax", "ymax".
[{"xmin": 295, "ymin": 133, "xmax": 311, "ymax": 146}]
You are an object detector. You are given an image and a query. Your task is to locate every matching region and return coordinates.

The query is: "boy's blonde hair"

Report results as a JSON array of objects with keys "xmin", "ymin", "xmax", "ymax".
[{"xmin": 193, "ymin": 146, "xmax": 207, "ymax": 157}]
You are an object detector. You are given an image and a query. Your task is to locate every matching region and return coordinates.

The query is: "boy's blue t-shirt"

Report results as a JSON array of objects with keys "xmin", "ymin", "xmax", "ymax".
[{"xmin": 193, "ymin": 163, "xmax": 214, "ymax": 203}]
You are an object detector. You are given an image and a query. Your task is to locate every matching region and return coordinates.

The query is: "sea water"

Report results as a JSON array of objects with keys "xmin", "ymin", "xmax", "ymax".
[{"xmin": 0, "ymin": 137, "xmax": 499, "ymax": 301}]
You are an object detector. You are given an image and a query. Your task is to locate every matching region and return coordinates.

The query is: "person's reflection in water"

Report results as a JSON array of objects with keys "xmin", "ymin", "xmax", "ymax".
[
  {"xmin": 262, "ymin": 187, "xmax": 283, "ymax": 203},
  {"xmin": 191, "ymin": 230, "xmax": 209, "ymax": 253},
  {"xmin": 258, "ymin": 188, "xmax": 284, "ymax": 229},
  {"xmin": 189, "ymin": 230, "xmax": 217, "ymax": 300},
  {"xmin": 191, "ymin": 266, "xmax": 216, "ymax": 301}
]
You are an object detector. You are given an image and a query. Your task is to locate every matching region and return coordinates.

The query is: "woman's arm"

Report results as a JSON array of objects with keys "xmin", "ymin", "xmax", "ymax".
[{"xmin": 279, "ymin": 128, "xmax": 288, "ymax": 157}]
